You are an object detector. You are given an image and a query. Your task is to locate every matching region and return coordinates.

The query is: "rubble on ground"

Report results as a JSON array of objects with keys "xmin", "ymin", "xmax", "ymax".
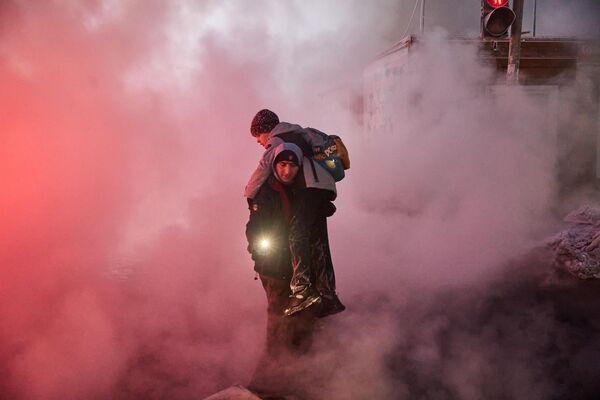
[{"xmin": 548, "ymin": 206, "xmax": 600, "ymax": 279}]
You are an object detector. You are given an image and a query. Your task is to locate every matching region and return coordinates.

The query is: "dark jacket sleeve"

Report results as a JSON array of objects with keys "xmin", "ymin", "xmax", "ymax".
[
  {"xmin": 245, "ymin": 181, "xmax": 293, "ymax": 279},
  {"xmin": 245, "ymin": 184, "xmax": 274, "ymax": 258}
]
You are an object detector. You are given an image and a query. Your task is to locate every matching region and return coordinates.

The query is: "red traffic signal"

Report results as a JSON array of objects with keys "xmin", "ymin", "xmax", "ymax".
[
  {"xmin": 481, "ymin": 0, "xmax": 516, "ymax": 38},
  {"xmin": 486, "ymin": 0, "xmax": 509, "ymax": 7}
]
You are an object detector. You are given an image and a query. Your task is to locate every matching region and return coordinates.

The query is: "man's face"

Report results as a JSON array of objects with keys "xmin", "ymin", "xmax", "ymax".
[
  {"xmin": 275, "ymin": 161, "xmax": 299, "ymax": 185},
  {"xmin": 255, "ymin": 133, "xmax": 270, "ymax": 148}
]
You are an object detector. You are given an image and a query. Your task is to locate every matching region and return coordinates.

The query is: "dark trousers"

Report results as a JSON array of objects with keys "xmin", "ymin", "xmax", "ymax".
[
  {"xmin": 248, "ymin": 275, "xmax": 316, "ymax": 397},
  {"xmin": 258, "ymin": 275, "xmax": 315, "ymax": 354},
  {"xmin": 288, "ymin": 188, "xmax": 336, "ymax": 296}
]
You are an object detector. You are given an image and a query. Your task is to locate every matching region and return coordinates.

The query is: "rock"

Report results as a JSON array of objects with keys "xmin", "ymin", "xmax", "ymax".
[{"xmin": 202, "ymin": 385, "xmax": 262, "ymax": 400}]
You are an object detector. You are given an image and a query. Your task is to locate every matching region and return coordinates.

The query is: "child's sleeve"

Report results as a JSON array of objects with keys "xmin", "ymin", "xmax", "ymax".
[{"xmin": 244, "ymin": 141, "xmax": 278, "ymax": 198}]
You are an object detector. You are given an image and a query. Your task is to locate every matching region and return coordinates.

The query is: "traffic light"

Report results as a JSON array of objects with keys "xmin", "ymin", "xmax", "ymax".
[{"xmin": 481, "ymin": 0, "xmax": 516, "ymax": 38}]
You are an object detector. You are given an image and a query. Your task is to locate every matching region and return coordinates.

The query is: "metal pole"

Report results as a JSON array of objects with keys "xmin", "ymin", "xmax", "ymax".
[
  {"xmin": 507, "ymin": 0, "xmax": 524, "ymax": 84},
  {"xmin": 419, "ymin": 0, "xmax": 425, "ymax": 35},
  {"xmin": 532, "ymin": 0, "xmax": 537, "ymax": 37},
  {"xmin": 480, "ymin": 0, "xmax": 484, "ymax": 39}
]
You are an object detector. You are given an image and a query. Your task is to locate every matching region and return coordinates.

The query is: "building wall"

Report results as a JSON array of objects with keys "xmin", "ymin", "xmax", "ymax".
[{"xmin": 363, "ymin": 38, "xmax": 600, "ymax": 190}]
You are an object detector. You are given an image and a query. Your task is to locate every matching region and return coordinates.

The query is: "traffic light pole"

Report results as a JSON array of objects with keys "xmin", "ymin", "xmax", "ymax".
[
  {"xmin": 419, "ymin": 0, "xmax": 425, "ymax": 34},
  {"xmin": 507, "ymin": 0, "xmax": 524, "ymax": 84},
  {"xmin": 532, "ymin": 0, "xmax": 537, "ymax": 37}
]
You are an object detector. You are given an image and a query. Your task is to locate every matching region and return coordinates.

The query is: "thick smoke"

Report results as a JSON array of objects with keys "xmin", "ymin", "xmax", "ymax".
[
  {"xmin": 338, "ymin": 31, "xmax": 559, "ymax": 293},
  {"xmin": 1, "ymin": 1, "xmax": 599, "ymax": 400},
  {"xmin": 0, "ymin": 1, "xmax": 400, "ymax": 399}
]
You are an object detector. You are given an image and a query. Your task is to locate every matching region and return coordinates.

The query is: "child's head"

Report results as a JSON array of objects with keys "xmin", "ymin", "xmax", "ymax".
[{"xmin": 251, "ymin": 109, "xmax": 279, "ymax": 148}]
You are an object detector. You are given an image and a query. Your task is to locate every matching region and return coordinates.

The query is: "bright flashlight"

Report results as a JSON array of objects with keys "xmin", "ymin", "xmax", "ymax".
[
  {"xmin": 258, "ymin": 238, "xmax": 271, "ymax": 250},
  {"xmin": 255, "ymin": 237, "xmax": 273, "ymax": 256}
]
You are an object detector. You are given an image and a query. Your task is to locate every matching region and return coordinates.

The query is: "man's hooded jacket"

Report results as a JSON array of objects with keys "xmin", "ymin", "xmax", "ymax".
[{"xmin": 246, "ymin": 143, "xmax": 303, "ymax": 279}]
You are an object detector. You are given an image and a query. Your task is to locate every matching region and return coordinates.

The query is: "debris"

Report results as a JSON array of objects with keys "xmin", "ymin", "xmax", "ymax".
[
  {"xmin": 549, "ymin": 206, "xmax": 600, "ymax": 279},
  {"xmin": 202, "ymin": 385, "xmax": 261, "ymax": 400}
]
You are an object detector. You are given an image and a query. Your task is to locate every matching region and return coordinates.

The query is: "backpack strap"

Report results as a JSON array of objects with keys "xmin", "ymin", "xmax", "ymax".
[{"xmin": 308, "ymin": 158, "xmax": 319, "ymax": 183}]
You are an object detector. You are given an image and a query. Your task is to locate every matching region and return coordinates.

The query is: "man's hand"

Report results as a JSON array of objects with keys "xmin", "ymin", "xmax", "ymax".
[{"xmin": 321, "ymin": 201, "xmax": 337, "ymax": 217}]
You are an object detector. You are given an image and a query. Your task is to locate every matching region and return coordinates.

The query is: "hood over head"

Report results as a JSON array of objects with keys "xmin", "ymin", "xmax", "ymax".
[{"xmin": 271, "ymin": 142, "xmax": 303, "ymax": 178}]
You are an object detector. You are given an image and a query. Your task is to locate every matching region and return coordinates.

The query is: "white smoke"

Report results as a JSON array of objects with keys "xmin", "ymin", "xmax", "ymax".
[{"xmin": 1, "ymin": 1, "xmax": 598, "ymax": 399}]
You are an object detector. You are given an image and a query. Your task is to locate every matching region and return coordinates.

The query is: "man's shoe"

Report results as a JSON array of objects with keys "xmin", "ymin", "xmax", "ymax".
[
  {"xmin": 284, "ymin": 287, "xmax": 321, "ymax": 317},
  {"xmin": 318, "ymin": 293, "xmax": 346, "ymax": 318}
]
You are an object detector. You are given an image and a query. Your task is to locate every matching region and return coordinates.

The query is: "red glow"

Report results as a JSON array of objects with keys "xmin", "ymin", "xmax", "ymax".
[{"xmin": 486, "ymin": 0, "xmax": 509, "ymax": 7}]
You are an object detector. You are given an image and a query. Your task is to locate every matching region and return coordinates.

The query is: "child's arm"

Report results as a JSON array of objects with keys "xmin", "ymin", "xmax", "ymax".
[{"xmin": 244, "ymin": 137, "xmax": 282, "ymax": 198}]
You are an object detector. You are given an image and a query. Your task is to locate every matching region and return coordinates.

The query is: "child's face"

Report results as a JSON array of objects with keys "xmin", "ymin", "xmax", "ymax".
[
  {"xmin": 275, "ymin": 161, "xmax": 299, "ymax": 185},
  {"xmin": 255, "ymin": 133, "xmax": 270, "ymax": 148}
]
